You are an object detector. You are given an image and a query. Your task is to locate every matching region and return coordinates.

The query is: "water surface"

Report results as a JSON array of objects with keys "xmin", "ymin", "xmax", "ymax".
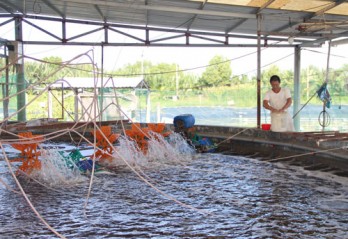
[{"xmin": 0, "ymin": 152, "xmax": 347, "ymax": 238}]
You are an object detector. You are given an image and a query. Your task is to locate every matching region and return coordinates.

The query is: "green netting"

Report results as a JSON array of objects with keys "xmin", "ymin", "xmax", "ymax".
[
  {"xmin": 68, "ymin": 149, "xmax": 84, "ymax": 164},
  {"xmin": 0, "ymin": 74, "xmax": 19, "ymax": 120},
  {"xmin": 59, "ymin": 149, "xmax": 100, "ymax": 172}
]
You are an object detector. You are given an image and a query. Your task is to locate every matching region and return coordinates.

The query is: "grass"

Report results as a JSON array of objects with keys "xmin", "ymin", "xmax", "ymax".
[{"xmin": 4, "ymin": 84, "xmax": 347, "ymax": 121}]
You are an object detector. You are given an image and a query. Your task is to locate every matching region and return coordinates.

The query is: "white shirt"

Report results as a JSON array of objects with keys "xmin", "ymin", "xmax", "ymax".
[
  {"xmin": 264, "ymin": 88, "xmax": 294, "ymax": 131},
  {"xmin": 264, "ymin": 88, "xmax": 291, "ymax": 110}
]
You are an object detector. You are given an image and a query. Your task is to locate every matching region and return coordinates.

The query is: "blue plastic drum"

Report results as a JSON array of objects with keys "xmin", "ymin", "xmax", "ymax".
[{"xmin": 173, "ymin": 114, "xmax": 195, "ymax": 129}]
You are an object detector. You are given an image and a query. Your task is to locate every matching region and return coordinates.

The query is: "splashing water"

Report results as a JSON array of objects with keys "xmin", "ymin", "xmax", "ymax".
[
  {"xmin": 106, "ymin": 132, "xmax": 195, "ymax": 169},
  {"xmin": 30, "ymin": 149, "xmax": 86, "ymax": 187},
  {"xmin": 146, "ymin": 132, "xmax": 195, "ymax": 165},
  {"xmin": 109, "ymin": 135, "xmax": 148, "ymax": 168},
  {"xmin": 10, "ymin": 133, "xmax": 195, "ymax": 186}
]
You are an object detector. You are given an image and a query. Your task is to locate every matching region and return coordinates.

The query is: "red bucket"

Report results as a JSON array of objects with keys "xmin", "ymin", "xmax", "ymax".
[{"xmin": 261, "ymin": 124, "xmax": 271, "ymax": 131}]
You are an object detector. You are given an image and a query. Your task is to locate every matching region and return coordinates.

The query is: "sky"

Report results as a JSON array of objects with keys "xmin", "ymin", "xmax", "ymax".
[{"xmin": 1, "ymin": 17, "xmax": 348, "ymax": 77}]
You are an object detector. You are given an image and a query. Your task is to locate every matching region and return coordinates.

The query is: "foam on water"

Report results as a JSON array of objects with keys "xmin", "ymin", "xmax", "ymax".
[
  {"xmin": 109, "ymin": 135, "xmax": 148, "ymax": 168},
  {"xmin": 106, "ymin": 132, "xmax": 195, "ymax": 169},
  {"xmin": 146, "ymin": 132, "xmax": 195, "ymax": 164},
  {"xmin": 30, "ymin": 149, "xmax": 86, "ymax": 187}
]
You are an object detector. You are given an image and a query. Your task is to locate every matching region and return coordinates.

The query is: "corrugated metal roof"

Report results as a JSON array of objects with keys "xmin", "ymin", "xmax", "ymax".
[
  {"xmin": 51, "ymin": 77, "xmax": 145, "ymax": 89},
  {"xmin": 0, "ymin": 0, "xmax": 347, "ymax": 46}
]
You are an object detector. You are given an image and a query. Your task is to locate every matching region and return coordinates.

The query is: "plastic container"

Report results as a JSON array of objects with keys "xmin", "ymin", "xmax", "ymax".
[
  {"xmin": 271, "ymin": 112, "xmax": 287, "ymax": 132},
  {"xmin": 261, "ymin": 123, "xmax": 271, "ymax": 131},
  {"xmin": 173, "ymin": 114, "xmax": 195, "ymax": 129}
]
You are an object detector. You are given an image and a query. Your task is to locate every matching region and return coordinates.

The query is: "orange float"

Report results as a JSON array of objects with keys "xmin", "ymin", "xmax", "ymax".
[
  {"xmin": 10, "ymin": 132, "xmax": 44, "ymax": 174},
  {"xmin": 125, "ymin": 123, "xmax": 149, "ymax": 153},
  {"xmin": 91, "ymin": 126, "xmax": 120, "ymax": 161},
  {"xmin": 125, "ymin": 123, "xmax": 171, "ymax": 154},
  {"xmin": 147, "ymin": 123, "xmax": 171, "ymax": 137}
]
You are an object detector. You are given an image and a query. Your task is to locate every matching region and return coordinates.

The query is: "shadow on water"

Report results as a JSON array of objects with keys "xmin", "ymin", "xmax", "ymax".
[{"xmin": 0, "ymin": 152, "xmax": 347, "ymax": 238}]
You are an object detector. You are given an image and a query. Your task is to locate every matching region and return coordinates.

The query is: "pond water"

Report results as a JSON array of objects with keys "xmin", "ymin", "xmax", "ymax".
[
  {"xmin": 0, "ymin": 144, "xmax": 347, "ymax": 238},
  {"xmin": 134, "ymin": 105, "xmax": 348, "ymax": 132}
]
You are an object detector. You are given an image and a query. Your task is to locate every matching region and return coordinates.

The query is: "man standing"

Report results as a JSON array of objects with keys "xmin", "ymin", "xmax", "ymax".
[{"xmin": 263, "ymin": 75, "xmax": 294, "ymax": 132}]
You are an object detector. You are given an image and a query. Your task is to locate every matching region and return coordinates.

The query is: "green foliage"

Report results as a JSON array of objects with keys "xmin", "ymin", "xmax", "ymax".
[
  {"xmin": 261, "ymin": 65, "xmax": 282, "ymax": 87},
  {"xmin": 26, "ymin": 90, "xmax": 76, "ymax": 120},
  {"xmin": 25, "ymin": 56, "xmax": 63, "ymax": 85},
  {"xmin": 300, "ymin": 65, "xmax": 325, "ymax": 101},
  {"xmin": 199, "ymin": 55, "xmax": 232, "ymax": 87},
  {"xmin": 146, "ymin": 62, "xmax": 177, "ymax": 91},
  {"xmin": 330, "ymin": 64, "xmax": 348, "ymax": 96},
  {"xmin": 24, "ymin": 56, "xmax": 95, "ymax": 90},
  {"xmin": 180, "ymin": 73, "xmax": 199, "ymax": 91},
  {"xmin": 115, "ymin": 60, "xmax": 148, "ymax": 76},
  {"xmin": 113, "ymin": 61, "xmax": 189, "ymax": 91}
]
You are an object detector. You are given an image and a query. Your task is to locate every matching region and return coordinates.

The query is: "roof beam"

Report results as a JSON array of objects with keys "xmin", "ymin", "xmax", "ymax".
[
  {"xmin": 2, "ymin": 0, "xmax": 23, "ymax": 14},
  {"xmin": 313, "ymin": 0, "xmax": 347, "ymax": 17},
  {"xmin": 225, "ymin": 0, "xmax": 276, "ymax": 33},
  {"xmin": 22, "ymin": 18, "xmax": 62, "ymax": 41},
  {"xmin": 265, "ymin": 0, "xmax": 291, "ymax": 9},
  {"xmin": 94, "ymin": 5, "xmax": 105, "ymax": 22},
  {"xmin": 0, "ymin": 17, "xmax": 13, "ymax": 27},
  {"xmin": 108, "ymin": 27, "xmax": 146, "ymax": 43},
  {"xmin": 300, "ymin": 37, "xmax": 330, "ymax": 47},
  {"xmin": 257, "ymin": 0, "xmax": 277, "ymax": 13},
  {"xmin": 62, "ymin": 0, "xmax": 256, "ymax": 19},
  {"xmin": 22, "ymin": 41, "xmax": 298, "ymax": 48},
  {"xmin": 331, "ymin": 37, "xmax": 348, "ymax": 46},
  {"xmin": 41, "ymin": 0, "xmax": 65, "ymax": 18},
  {"xmin": 272, "ymin": 0, "xmax": 348, "ymax": 34},
  {"xmin": 13, "ymin": 13, "xmax": 317, "ymax": 43},
  {"xmin": 300, "ymin": 31, "xmax": 348, "ymax": 47},
  {"xmin": 0, "ymin": 2, "xmax": 14, "ymax": 13},
  {"xmin": 66, "ymin": 26, "xmax": 104, "ymax": 42},
  {"xmin": 186, "ymin": 0, "xmax": 208, "ymax": 31},
  {"xmin": 145, "ymin": 0, "xmax": 149, "ymax": 26}
]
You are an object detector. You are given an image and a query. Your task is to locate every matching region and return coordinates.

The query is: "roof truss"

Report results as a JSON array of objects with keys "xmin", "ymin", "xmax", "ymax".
[{"xmin": 0, "ymin": 0, "xmax": 347, "ymax": 47}]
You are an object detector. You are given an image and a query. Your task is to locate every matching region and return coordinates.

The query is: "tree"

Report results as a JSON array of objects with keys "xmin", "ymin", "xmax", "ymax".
[
  {"xmin": 24, "ymin": 56, "xmax": 96, "ymax": 93},
  {"xmin": 261, "ymin": 65, "xmax": 282, "ymax": 88},
  {"xmin": 25, "ymin": 56, "xmax": 64, "ymax": 85},
  {"xmin": 281, "ymin": 69, "xmax": 294, "ymax": 88},
  {"xmin": 232, "ymin": 74, "xmax": 249, "ymax": 86},
  {"xmin": 115, "ymin": 60, "xmax": 151, "ymax": 77},
  {"xmin": 114, "ymin": 61, "xmax": 189, "ymax": 92},
  {"xmin": 330, "ymin": 64, "xmax": 348, "ymax": 97},
  {"xmin": 180, "ymin": 73, "xmax": 199, "ymax": 91},
  {"xmin": 146, "ymin": 63, "xmax": 177, "ymax": 91},
  {"xmin": 301, "ymin": 65, "xmax": 324, "ymax": 101},
  {"xmin": 199, "ymin": 55, "xmax": 232, "ymax": 87}
]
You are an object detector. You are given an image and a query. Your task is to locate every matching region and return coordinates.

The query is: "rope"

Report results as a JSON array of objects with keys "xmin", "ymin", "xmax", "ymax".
[
  {"xmin": 292, "ymin": 80, "xmax": 332, "ymax": 122},
  {"xmin": 292, "ymin": 89, "xmax": 318, "ymax": 119},
  {"xmin": 216, "ymin": 128, "xmax": 252, "ymax": 146},
  {"xmin": 268, "ymin": 145, "xmax": 347, "ymax": 162},
  {"xmin": 0, "ymin": 177, "xmax": 21, "ymax": 194}
]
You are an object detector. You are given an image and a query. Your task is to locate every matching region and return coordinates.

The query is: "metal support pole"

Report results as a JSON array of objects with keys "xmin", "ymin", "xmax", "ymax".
[
  {"xmin": 175, "ymin": 64, "xmax": 179, "ymax": 98},
  {"xmin": 322, "ymin": 40, "xmax": 332, "ymax": 131},
  {"xmin": 15, "ymin": 17, "xmax": 26, "ymax": 122},
  {"xmin": 256, "ymin": 14, "xmax": 261, "ymax": 128},
  {"xmin": 146, "ymin": 90, "xmax": 151, "ymax": 123},
  {"xmin": 74, "ymin": 88, "xmax": 79, "ymax": 122},
  {"xmin": 3, "ymin": 50, "xmax": 9, "ymax": 121},
  {"xmin": 48, "ymin": 88, "xmax": 53, "ymax": 118},
  {"xmin": 100, "ymin": 44, "xmax": 104, "ymax": 122},
  {"xmin": 293, "ymin": 46, "xmax": 301, "ymax": 131}
]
